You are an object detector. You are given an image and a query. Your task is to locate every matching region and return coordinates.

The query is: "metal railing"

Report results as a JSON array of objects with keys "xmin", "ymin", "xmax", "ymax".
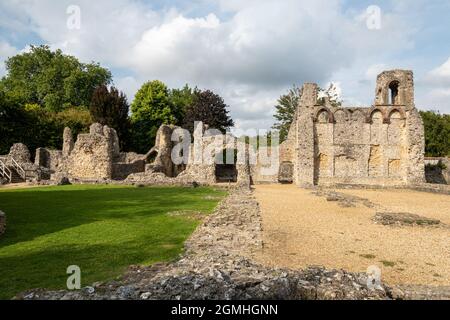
[
  {"xmin": 0, "ymin": 157, "xmax": 12, "ymax": 182},
  {"xmin": 11, "ymin": 157, "xmax": 26, "ymax": 180}
]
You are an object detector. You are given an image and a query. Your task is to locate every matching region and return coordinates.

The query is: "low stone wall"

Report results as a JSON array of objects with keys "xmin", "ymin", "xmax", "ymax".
[
  {"xmin": 125, "ymin": 172, "xmax": 200, "ymax": 186},
  {"xmin": 35, "ymin": 148, "xmax": 63, "ymax": 173},
  {"xmin": 425, "ymin": 157, "xmax": 449, "ymax": 185},
  {"xmin": 0, "ymin": 210, "xmax": 6, "ymax": 236},
  {"xmin": 112, "ymin": 161, "xmax": 146, "ymax": 180},
  {"xmin": 116, "ymin": 152, "xmax": 144, "ymax": 164}
]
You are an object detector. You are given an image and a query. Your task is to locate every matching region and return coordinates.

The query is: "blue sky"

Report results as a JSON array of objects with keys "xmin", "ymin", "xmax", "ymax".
[{"xmin": 0, "ymin": 0, "xmax": 449, "ymax": 130}]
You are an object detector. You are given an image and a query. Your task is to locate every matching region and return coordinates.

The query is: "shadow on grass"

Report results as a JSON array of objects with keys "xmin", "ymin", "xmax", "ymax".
[
  {"xmin": 0, "ymin": 185, "xmax": 226, "ymax": 299},
  {"xmin": 0, "ymin": 186, "xmax": 224, "ymax": 246},
  {"xmin": 0, "ymin": 238, "xmax": 183, "ymax": 299}
]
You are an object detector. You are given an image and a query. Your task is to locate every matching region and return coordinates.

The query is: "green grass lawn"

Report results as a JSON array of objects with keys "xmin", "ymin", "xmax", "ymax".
[{"xmin": 0, "ymin": 185, "xmax": 226, "ymax": 299}]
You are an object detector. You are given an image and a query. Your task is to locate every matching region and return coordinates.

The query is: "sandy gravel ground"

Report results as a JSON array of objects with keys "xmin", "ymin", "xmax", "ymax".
[{"xmin": 254, "ymin": 185, "xmax": 450, "ymax": 286}]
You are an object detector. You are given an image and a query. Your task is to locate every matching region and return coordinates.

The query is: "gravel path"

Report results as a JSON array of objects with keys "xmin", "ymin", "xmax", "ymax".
[{"xmin": 254, "ymin": 185, "xmax": 450, "ymax": 286}]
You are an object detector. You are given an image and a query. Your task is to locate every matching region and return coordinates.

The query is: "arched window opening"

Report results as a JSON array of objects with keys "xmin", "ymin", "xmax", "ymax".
[
  {"xmin": 388, "ymin": 81, "xmax": 400, "ymax": 105},
  {"xmin": 317, "ymin": 110, "xmax": 330, "ymax": 123},
  {"xmin": 371, "ymin": 110, "xmax": 383, "ymax": 124}
]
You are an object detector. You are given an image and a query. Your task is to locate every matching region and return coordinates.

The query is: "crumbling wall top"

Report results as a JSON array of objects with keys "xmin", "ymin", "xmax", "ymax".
[
  {"xmin": 8, "ymin": 143, "xmax": 31, "ymax": 164},
  {"xmin": 299, "ymin": 83, "xmax": 318, "ymax": 107}
]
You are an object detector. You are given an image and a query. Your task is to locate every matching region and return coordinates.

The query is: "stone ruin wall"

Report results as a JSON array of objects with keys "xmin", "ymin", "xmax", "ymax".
[
  {"xmin": 35, "ymin": 123, "xmax": 146, "ymax": 182},
  {"xmin": 127, "ymin": 124, "xmax": 252, "ymax": 186},
  {"xmin": 271, "ymin": 70, "xmax": 426, "ymax": 188},
  {"xmin": 425, "ymin": 157, "xmax": 450, "ymax": 184},
  {"xmin": 2, "ymin": 69, "xmax": 427, "ymax": 188},
  {"xmin": 1, "ymin": 143, "xmax": 45, "ymax": 181},
  {"xmin": 26, "ymin": 122, "xmax": 253, "ymax": 186}
]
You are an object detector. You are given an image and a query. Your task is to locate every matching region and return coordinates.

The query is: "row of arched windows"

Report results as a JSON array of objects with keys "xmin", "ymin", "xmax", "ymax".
[{"xmin": 314, "ymin": 107, "xmax": 405, "ymax": 124}]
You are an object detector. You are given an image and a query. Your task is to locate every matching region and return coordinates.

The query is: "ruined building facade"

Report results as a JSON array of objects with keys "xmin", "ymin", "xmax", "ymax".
[
  {"xmin": 269, "ymin": 70, "xmax": 426, "ymax": 187},
  {"xmin": 1, "ymin": 69, "xmax": 426, "ymax": 188},
  {"xmin": 34, "ymin": 123, "xmax": 145, "ymax": 182}
]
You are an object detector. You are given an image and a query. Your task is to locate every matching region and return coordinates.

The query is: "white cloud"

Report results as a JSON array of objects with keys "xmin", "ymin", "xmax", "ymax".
[
  {"xmin": 114, "ymin": 76, "xmax": 141, "ymax": 103},
  {"xmin": 417, "ymin": 57, "xmax": 450, "ymax": 113},
  {"xmin": 0, "ymin": 41, "xmax": 18, "ymax": 77},
  {"xmin": 0, "ymin": 0, "xmax": 435, "ymax": 127},
  {"xmin": 425, "ymin": 57, "xmax": 450, "ymax": 86}
]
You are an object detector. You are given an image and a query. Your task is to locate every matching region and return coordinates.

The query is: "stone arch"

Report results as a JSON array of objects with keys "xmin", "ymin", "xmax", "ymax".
[
  {"xmin": 388, "ymin": 108, "xmax": 406, "ymax": 121},
  {"xmin": 314, "ymin": 107, "xmax": 334, "ymax": 123},
  {"xmin": 144, "ymin": 148, "xmax": 158, "ymax": 163},
  {"xmin": 370, "ymin": 109, "xmax": 385, "ymax": 144},
  {"xmin": 388, "ymin": 80, "xmax": 400, "ymax": 105},
  {"xmin": 375, "ymin": 70, "xmax": 413, "ymax": 107},
  {"xmin": 387, "ymin": 109, "xmax": 406, "ymax": 145},
  {"xmin": 334, "ymin": 109, "xmax": 349, "ymax": 123},
  {"xmin": 368, "ymin": 108, "xmax": 387, "ymax": 124}
]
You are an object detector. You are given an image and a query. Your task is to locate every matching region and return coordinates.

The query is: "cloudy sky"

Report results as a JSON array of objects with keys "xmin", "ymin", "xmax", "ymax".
[{"xmin": 0, "ymin": 0, "xmax": 449, "ymax": 130}]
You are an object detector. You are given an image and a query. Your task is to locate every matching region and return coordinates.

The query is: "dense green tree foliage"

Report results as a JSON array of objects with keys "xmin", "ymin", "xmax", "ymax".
[
  {"xmin": 0, "ymin": 45, "xmax": 235, "ymax": 155},
  {"xmin": 169, "ymin": 84, "xmax": 196, "ymax": 121},
  {"xmin": 0, "ymin": 45, "xmax": 111, "ymax": 112},
  {"xmin": 272, "ymin": 86, "xmax": 302, "ymax": 142},
  {"xmin": 0, "ymin": 97, "xmax": 91, "ymax": 155},
  {"xmin": 130, "ymin": 81, "xmax": 179, "ymax": 153},
  {"xmin": 272, "ymin": 84, "xmax": 342, "ymax": 142},
  {"xmin": 420, "ymin": 110, "xmax": 450, "ymax": 157},
  {"xmin": 90, "ymin": 85, "xmax": 130, "ymax": 150},
  {"xmin": 183, "ymin": 89, "xmax": 234, "ymax": 134}
]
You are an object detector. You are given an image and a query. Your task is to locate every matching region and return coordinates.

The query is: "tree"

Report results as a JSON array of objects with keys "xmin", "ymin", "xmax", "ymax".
[
  {"xmin": 169, "ymin": 84, "xmax": 196, "ymax": 123},
  {"xmin": 272, "ymin": 86, "xmax": 302, "ymax": 142},
  {"xmin": 183, "ymin": 89, "xmax": 234, "ymax": 134},
  {"xmin": 0, "ymin": 91, "xmax": 24, "ymax": 154},
  {"xmin": 130, "ymin": 80, "xmax": 178, "ymax": 153},
  {"xmin": 0, "ymin": 96, "xmax": 91, "ymax": 155},
  {"xmin": 273, "ymin": 83, "xmax": 343, "ymax": 142},
  {"xmin": 420, "ymin": 110, "xmax": 450, "ymax": 157},
  {"xmin": 0, "ymin": 45, "xmax": 111, "ymax": 111},
  {"xmin": 318, "ymin": 83, "xmax": 343, "ymax": 108},
  {"xmin": 90, "ymin": 85, "xmax": 130, "ymax": 150}
]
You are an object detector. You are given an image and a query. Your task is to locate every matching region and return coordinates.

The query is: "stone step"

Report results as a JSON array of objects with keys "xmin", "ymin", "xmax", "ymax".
[{"xmin": 9, "ymin": 168, "xmax": 26, "ymax": 184}]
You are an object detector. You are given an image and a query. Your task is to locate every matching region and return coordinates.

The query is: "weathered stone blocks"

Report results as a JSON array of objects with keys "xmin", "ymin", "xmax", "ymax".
[
  {"xmin": 273, "ymin": 69, "xmax": 426, "ymax": 187},
  {"xmin": 7, "ymin": 143, "xmax": 31, "ymax": 165}
]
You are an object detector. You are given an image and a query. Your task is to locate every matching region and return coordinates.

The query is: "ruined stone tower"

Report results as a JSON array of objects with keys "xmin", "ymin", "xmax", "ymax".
[{"xmin": 271, "ymin": 69, "xmax": 426, "ymax": 187}]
